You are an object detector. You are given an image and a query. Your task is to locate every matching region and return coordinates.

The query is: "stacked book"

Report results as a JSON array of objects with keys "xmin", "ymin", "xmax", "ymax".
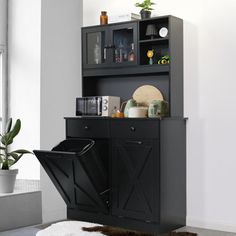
[{"xmin": 109, "ymin": 13, "xmax": 141, "ymax": 23}]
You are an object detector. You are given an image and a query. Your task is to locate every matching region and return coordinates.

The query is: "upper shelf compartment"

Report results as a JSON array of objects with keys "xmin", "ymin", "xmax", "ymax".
[
  {"xmin": 138, "ymin": 17, "xmax": 169, "ymax": 66},
  {"xmin": 82, "ymin": 15, "xmax": 183, "ymax": 78},
  {"xmin": 139, "ymin": 17, "xmax": 168, "ymax": 41},
  {"xmin": 81, "ymin": 15, "xmax": 183, "ymax": 117}
]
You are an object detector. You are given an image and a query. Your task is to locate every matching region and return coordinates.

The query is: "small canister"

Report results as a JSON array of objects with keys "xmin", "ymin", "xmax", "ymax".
[
  {"xmin": 128, "ymin": 107, "xmax": 148, "ymax": 118},
  {"xmin": 148, "ymin": 100, "xmax": 169, "ymax": 118}
]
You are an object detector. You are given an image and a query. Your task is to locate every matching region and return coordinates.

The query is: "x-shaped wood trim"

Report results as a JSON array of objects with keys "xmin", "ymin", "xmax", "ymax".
[{"xmin": 117, "ymin": 144, "xmax": 153, "ymax": 215}]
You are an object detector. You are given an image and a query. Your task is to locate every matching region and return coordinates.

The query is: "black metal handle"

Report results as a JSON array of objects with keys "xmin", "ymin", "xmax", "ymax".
[
  {"xmin": 126, "ymin": 141, "xmax": 143, "ymax": 145},
  {"xmin": 130, "ymin": 126, "xmax": 136, "ymax": 132}
]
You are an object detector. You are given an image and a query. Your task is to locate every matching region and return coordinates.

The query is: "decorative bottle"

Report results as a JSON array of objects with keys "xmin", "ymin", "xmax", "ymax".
[
  {"xmin": 128, "ymin": 43, "xmax": 135, "ymax": 62},
  {"xmin": 94, "ymin": 36, "xmax": 101, "ymax": 64},
  {"xmin": 115, "ymin": 49, "xmax": 119, "ymax": 63},
  {"xmin": 100, "ymin": 11, "xmax": 108, "ymax": 25},
  {"xmin": 118, "ymin": 40, "xmax": 124, "ymax": 63}
]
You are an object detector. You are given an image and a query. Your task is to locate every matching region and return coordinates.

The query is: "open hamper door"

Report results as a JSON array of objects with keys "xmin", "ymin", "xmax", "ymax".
[{"xmin": 34, "ymin": 139, "xmax": 109, "ymax": 214}]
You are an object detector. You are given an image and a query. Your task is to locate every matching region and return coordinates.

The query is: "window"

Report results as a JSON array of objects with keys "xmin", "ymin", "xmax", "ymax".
[
  {"xmin": 0, "ymin": 0, "xmax": 8, "ymax": 132},
  {"xmin": 0, "ymin": 46, "xmax": 6, "ymax": 132},
  {"xmin": 0, "ymin": 49, "xmax": 2, "ymax": 131}
]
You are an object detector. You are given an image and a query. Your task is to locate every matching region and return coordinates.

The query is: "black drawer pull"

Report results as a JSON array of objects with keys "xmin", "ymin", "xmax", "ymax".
[
  {"xmin": 126, "ymin": 141, "xmax": 143, "ymax": 145},
  {"xmin": 130, "ymin": 126, "xmax": 136, "ymax": 132},
  {"xmin": 84, "ymin": 126, "xmax": 89, "ymax": 130}
]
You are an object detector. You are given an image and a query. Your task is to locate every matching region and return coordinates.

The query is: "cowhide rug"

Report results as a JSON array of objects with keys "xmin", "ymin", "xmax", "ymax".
[
  {"xmin": 82, "ymin": 225, "xmax": 197, "ymax": 236},
  {"xmin": 36, "ymin": 221, "xmax": 197, "ymax": 236}
]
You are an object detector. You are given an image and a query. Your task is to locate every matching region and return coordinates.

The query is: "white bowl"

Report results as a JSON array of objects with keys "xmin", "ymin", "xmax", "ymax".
[{"xmin": 128, "ymin": 107, "xmax": 148, "ymax": 118}]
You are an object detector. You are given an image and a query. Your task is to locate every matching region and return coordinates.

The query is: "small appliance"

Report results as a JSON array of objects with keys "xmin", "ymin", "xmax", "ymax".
[{"xmin": 76, "ymin": 96, "xmax": 120, "ymax": 117}]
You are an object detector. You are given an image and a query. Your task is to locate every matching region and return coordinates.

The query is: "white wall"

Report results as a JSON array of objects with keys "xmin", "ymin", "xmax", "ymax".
[
  {"xmin": 40, "ymin": 0, "xmax": 82, "ymax": 223},
  {"xmin": 83, "ymin": 0, "xmax": 236, "ymax": 232},
  {"xmin": 8, "ymin": 0, "xmax": 41, "ymax": 179}
]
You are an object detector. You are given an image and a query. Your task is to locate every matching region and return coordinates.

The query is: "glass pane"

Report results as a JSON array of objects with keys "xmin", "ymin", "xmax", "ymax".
[
  {"xmin": 0, "ymin": 52, "xmax": 2, "ymax": 132},
  {"xmin": 87, "ymin": 32, "xmax": 105, "ymax": 65},
  {"xmin": 113, "ymin": 28, "xmax": 135, "ymax": 63}
]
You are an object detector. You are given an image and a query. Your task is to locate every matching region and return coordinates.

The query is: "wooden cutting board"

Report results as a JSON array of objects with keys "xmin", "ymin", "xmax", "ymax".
[{"xmin": 133, "ymin": 85, "xmax": 164, "ymax": 106}]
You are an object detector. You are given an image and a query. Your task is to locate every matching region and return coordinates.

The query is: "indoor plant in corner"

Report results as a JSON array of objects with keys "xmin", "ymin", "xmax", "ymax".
[
  {"xmin": 0, "ymin": 118, "xmax": 32, "ymax": 193},
  {"xmin": 135, "ymin": 0, "xmax": 155, "ymax": 19}
]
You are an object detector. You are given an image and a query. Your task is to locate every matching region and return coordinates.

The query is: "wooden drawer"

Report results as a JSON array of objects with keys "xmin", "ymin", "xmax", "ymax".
[
  {"xmin": 66, "ymin": 118, "xmax": 109, "ymax": 138},
  {"xmin": 110, "ymin": 119, "xmax": 160, "ymax": 139}
]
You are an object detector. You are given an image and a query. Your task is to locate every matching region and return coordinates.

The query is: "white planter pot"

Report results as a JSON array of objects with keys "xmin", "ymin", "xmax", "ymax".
[{"xmin": 0, "ymin": 169, "xmax": 18, "ymax": 193}]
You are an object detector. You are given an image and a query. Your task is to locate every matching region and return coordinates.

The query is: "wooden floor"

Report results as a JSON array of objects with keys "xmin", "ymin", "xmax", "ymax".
[{"xmin": 0, "ymin": 225, "xmax": 236, "ymax": 236}]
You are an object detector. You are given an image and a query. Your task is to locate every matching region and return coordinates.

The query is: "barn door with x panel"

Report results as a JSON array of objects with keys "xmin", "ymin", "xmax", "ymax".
[{"xmin": 111, "ymin": 139, "xmax": 160, "ymax": 222}]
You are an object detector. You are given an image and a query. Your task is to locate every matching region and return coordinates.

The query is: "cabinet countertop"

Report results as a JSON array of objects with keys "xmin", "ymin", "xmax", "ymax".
[{"xmin": 64, "ymin": 116, "xmax": 188, "ymax": 121}]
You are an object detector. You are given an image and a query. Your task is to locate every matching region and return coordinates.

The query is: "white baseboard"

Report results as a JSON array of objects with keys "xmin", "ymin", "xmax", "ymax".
[{"xmin": 187, "ymin": 217, "xmax": 236, "ymax": 233}]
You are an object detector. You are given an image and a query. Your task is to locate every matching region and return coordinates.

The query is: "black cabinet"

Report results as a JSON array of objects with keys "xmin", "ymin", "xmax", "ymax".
[
  {"xmin": 63, "ymin": 117, "xmax": 186, "ymax": 234},
  {"xmin": 82, "ymin": 22, "xmax": 138, "ymax": 69},
  {"xmin": 35, "ymin": 15, "xmax": 186, "ymax": 235},
  {"xmin": 112, "ymin": 138, "xmax": 160, "ymax": 222}
]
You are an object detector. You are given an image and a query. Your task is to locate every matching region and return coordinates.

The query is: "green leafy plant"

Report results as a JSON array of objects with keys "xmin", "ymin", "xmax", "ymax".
[
  {"xmin": 135, "ymin": 0, "xmax": 155, "ymax": 11},
  {"xmin": 0, "ymin": 118, "xmax": 32, "ymax": 170}
]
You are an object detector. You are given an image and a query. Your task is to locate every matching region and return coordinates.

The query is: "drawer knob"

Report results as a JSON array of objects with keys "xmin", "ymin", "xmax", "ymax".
[
  {"xmin": 130, "ymin": 126, "xmax": 136, "ymax": 132},
  {"xmin": 84, "ymin": 126, "xmax": 89, "ymax": 130}
]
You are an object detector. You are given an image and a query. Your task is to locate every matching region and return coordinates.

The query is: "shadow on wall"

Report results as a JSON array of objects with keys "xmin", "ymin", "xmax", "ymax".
[{"xmin": 184, "ymin": 20, "xmax": 207, "ymax": 224}]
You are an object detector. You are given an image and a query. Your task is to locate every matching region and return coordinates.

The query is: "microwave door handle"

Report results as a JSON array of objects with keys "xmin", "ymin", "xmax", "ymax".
[
  {"xmin": 97, "ymin": 97, "xmax": 102, "ymax": 116},
  {"xmin": 85, "ymin": 97, "xmax": 88, "ymax": 115}
]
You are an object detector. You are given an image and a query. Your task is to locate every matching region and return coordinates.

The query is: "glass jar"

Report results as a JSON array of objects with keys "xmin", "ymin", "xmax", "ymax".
[{"xmin": 100, "ymin": 11, "xmax": 108, "ymax": 25}]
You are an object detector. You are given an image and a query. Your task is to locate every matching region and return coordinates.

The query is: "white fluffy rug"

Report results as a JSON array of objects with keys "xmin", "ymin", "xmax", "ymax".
[{"xmin": 36, "ymin": 221, "xmax": 102, "ymax": 236}]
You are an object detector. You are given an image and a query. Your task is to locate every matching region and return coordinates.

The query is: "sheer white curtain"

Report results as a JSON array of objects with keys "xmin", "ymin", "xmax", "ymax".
[{"xmin": 0, "ymin": 0, "xmax": 8, "ymax": 131}]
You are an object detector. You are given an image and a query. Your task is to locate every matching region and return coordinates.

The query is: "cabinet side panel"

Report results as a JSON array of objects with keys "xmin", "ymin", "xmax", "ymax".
[
  {"xmin": 169, "ymin": 17, "xmax": 184, "ymax": 117},
  {"xmin": 160, "ymin": 119, "xmax": 186, "ymax": 227}
]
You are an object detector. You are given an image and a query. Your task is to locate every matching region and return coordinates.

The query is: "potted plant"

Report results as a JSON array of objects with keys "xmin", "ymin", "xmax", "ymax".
[
  {"xmin": 0, "ymin": 118, "xmax": 32, "ymax": 193},
  {"xmin": 135, "ymin": 0, "xmax": 155, "ymax": 19}
]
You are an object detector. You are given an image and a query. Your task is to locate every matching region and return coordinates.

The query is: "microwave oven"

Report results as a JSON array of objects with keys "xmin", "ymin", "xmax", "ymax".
[{"xmin": 76, "ymin": 96, "xmax": 120, "ymax": 117}]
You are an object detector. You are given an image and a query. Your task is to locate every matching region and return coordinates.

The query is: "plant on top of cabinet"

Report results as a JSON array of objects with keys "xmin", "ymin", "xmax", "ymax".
[{"xmin": 135, "ymin": 0, "xmax": 155, "ymax": 19}]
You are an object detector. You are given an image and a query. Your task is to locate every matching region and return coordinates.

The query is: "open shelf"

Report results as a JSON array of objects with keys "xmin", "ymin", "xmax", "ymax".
[
  {"xmin": 139, "ymin": 42, "xmax": 169, "ymax": 65},
  {"xmin": 83, "ymin": 64, "xmax": 169, "ymax": 77},
  {"xmin": 139, "ymin": 17, "xmax": 169, "ymax": 41},
  {"xmin": 83, "ymin": 73, "xmax": 170, "ymax": 105},
  {"xmin": 139, "ymin": 38, "xmax": 169, "ymax": 44}
]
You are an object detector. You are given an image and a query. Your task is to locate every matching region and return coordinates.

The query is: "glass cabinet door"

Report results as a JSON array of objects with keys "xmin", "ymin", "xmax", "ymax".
[
  {"xmin": 111, "ymin": 22, "xmax": 138, "ymax": 65},
  {"xmin": 82, "ymin": 22, "xmax": 138, "ymax": 69},
  {"xmin": 83, "ymin": 29, "xmax": 107, "ymax": 68}
]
